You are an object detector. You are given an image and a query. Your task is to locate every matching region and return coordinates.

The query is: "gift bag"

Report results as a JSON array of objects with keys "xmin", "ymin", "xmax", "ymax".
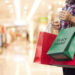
[
  {"xmin": 34, "ymin": 32, "xmax": 57, "ymax": 65},
  {"xmin": 34, "ymin": 28, "xmax": 75, "ymax": 68},
  {"xmin": 47, "ymin": 27, "xmax": 75, "ymax": 61}
]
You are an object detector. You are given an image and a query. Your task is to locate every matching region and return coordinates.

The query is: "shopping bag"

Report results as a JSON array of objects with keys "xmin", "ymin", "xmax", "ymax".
[
  {"xmin": 47, "ymin": 27, "xmax": 75, "ymax": 61},
  {"xmin": 34, "ymin": 30, "xmax": 75, "ymax": 68},
  {"xmin": 49, "ymin": 36, "xmax": 75, "ymax": 68},
  {"xmin": 34, "ymin": 32, "xmax": 57, "ymax": 65}
]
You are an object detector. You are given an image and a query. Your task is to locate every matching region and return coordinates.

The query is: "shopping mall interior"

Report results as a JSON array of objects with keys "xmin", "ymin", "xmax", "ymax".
[{"xmin": 0, "ymin": 0, "xmax": 66, "ymax": 75}]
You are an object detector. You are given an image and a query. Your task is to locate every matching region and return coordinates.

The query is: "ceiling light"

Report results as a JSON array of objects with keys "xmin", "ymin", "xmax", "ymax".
[
  {"xmin": 5, "ymin": 0, "xmax": 9, "ymax": 4},
  {"xmin": 14, "ymin": 0, "xmax": 21, "ymax": 21},
  {"xmin": 27, "ymin": 0, "xmax": 42, "ymax": 22},
  {"xmin": 24, "ymin": 6, "xmax": 28, "ymax": 10},
  {"xmin": 48, "ymin": 5, "xmax": 52, "ymax": 10}
]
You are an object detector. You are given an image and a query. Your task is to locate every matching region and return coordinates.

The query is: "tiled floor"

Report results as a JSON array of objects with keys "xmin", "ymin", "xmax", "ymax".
[{"xmin": 0, "ymin": 39, "xmax": 63, "ymax": 75}]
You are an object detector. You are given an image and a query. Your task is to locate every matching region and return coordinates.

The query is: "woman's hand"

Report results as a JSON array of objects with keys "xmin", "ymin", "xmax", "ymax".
[
  {"xmin": 52, "ymin": 21, "xmax": 60, "ymax": 29},
  {"xmin": 59, "ymin": 10, "xmax": 72, "ymax": 21}
]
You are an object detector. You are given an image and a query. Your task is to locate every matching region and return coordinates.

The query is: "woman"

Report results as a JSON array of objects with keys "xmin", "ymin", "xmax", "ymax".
[{"xmin": 53, "ymin": 0, "xmax": 75, "ymax": 75}]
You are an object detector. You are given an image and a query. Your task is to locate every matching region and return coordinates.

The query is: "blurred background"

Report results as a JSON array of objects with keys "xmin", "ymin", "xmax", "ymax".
[{"xmin": 0, "ymin": 0, "xmax": 65, "ymax": 75}]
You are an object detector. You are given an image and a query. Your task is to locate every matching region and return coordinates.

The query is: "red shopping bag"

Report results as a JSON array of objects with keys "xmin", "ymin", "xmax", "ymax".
[
  {"xmin": 34, "ymin": 32, "xmax": 57, "ymax": 65},
  {"xmin": 34, "ymin": 32, "xmax": 75, "ymax": 68}
]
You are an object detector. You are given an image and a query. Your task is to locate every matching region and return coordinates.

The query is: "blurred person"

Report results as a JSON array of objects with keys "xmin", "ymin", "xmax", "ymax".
[{"xmin": 53, "ymin": 0, "xmax": 75, "ymax": 75}]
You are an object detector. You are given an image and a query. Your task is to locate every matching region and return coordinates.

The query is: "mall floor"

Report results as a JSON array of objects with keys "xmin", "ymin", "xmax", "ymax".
[{"xmin": 0, "ymin": 39, "xmax": 63, "ymax": 75}]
